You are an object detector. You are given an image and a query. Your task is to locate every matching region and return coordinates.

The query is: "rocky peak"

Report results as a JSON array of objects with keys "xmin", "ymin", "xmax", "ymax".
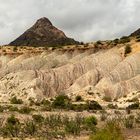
[
  {"xmin": 34, "ymin": 17, "xmax": 53, "ymax": 28},
  {"xmin": 9, "ymin": 17, "xmax": 78, "ymax": 47}
]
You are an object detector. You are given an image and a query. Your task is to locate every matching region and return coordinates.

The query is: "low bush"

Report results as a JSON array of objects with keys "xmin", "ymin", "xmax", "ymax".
[
  {"xmin": 65, "ymin": 120, "xmax": 81, "ymax": 135},
  {"xmin": 0, "ymin": 106, "xmax": 5, "ymax": 112},
  {"xmin": 10, "ymin": 97, "xmax": 23, "ymax": 104},
  {"xmin": 32, "ymin": 114, "xmax": 44, "ymax": 123},
  {"xmin": 127, "ymin": 102, "xmax": 139, "ymax": 110},
  {"xmin": 107, "ymin": 104, "xmax": 118, "ymax": 109},
  {"xmin": 75, "ymin": 95, "xmax": 83, "ymax": 102},
  {"xmin": 69, "ymin": 103, "xmax": 87, "ymax": 112},
  {"xmin": 84, "ymin": 116, "xmax": 97, "ymax": 132},
  {"xmin": 52, "ymin": 95, "xmax": 70, "ymax": 109},
  {"xmin": 90, "ymin": 119, "xmax": 124, "ymax": 140},
  {"xmin": 2, "ymin": 115, "xmax": 21, "ymax": 137},
  {"xmin": 8, "ymin": 106, "xmax": 19, "ymax": 112},
  {"xmin": 18, "ymin": 106, "xmax": 33, "ymax": 114},
  {"xmin": 103, "ymin": 96, "xmax": 112, "ymax": 102},
  {"xmin": 135, "ymin": 113, "xmax": 140, "ymax": 124},
  {"xmin": 24, "ymin": 121, "xmax": 37, "ymax": 136},
  {"xmin": 45, "ymin": 114, "xmax": 63, "ymax": 129},
  {"xmin": 124, "ymin": 115, "xmax": 134, "ymax": 129},
  {"xmin": 64, "ymin": 115, "xmax": 83, "ymax": 135},
  {"xmin": 87, "ymin": 101, "xmax": 102, "ymax": 110},
  {"xmin": 125, "ymin": 44, "xmax": 132, "ymax": 55}
]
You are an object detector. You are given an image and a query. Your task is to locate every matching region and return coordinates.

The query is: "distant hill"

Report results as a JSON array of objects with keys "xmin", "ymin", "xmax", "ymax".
[{"xmin": 9, "ymin": 17, "xmax": 79, "ymax": 47}]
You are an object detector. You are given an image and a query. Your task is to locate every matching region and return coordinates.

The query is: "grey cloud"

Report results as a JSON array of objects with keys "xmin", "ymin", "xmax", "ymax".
[{"xmin": 0, "ymin": 0, "xmax": 140, "ymax": 45}]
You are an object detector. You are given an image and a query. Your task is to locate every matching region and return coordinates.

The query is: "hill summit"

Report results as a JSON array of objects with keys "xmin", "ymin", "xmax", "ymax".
[{"xmin": 9, "ymin": 17, "xmax": 79, "ymax": 47}]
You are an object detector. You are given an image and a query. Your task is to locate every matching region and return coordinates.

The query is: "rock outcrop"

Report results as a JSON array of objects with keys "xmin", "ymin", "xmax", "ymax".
[{"xmin": 9, "ymin": 17, "xmax": 79, "ymax": 47}]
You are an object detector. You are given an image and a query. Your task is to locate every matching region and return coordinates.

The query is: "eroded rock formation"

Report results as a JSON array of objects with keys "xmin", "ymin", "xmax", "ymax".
[{"xmin": 0, "ymin": 47, "xmax": 140, "ymax": 103}]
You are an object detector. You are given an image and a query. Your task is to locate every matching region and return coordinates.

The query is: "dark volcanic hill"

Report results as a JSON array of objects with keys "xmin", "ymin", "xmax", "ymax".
[
  {"xmin": 9, "ymin": 17, "xmax": 79, "ymax": 47},
  {"xmin": 130, "ymin": 28, "xmax": 140, "ymax": 37}
]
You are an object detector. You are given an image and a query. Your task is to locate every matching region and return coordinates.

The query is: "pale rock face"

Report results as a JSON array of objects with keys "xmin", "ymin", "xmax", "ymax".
[
  {"xmin": 65, "ymin": 49, "xmax": 123, "ymax": 94},
  {"xmin": 0, "ymin": 47, "xmax": 140, "ymax": 103},
  {"xmin": 95, "ymin": 52, "xmax": 140, "ymax": 99}
]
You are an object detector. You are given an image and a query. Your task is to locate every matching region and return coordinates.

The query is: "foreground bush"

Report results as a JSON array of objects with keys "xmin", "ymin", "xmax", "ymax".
[
  {"xmin": 24, "ymin": 121, "xmax": 37, "ymax": 136},
  {"xmin": 2, "ymin": 115, "xmax": 21, "ymax": 137},
  {"xmin": 84, "ymin": 116, "xmax": 97, "ymax": 132},
  {"xmin": 90, "ymin": 119, "xmax": 124, "ymax": 140},
  {"xmin": 65, "ymin": 115, "xmax": 83, "ymax": 135}
]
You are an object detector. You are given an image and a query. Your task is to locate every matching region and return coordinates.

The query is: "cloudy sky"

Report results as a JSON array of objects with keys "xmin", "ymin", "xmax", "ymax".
[{"xmin": 0, "ymin": 0, "xmax": 140, "ymax": 45}]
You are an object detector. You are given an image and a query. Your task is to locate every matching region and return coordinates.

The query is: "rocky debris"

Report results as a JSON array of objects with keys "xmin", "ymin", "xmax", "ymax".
[{"xmin": 9, "ymin": 17, "xmax": 79, "ymax": 47}]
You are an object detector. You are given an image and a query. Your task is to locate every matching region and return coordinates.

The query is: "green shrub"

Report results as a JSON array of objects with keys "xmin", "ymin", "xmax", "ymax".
[
  {"xmin": 18, "ymin": 106, "xmax": 33, "ymax": 114},
  {"xmin": 52, "ymin": 95, "xmax": 70, "ymax": 109},
  {"xmin": 87, "ymin": 101, "xmax": 102, "ymax": 110},
  {"xmin": 8, "ymin": 106, "xmax": 19, "ymax": 112},
  {"xmin": 84, "ymin": 116, "xmax": 97, "ymax": 132},
  {"xmin": 0, "ymin": 106, "xmax": 5, "ymax": 112},
  {"xmin": 127, "ymin": 102, "xmax": 139, "ymax": 110},
  {"xmin": 64, "ymin": 114, "xmax": 83, "ymax": 135},
  {"xmin": 45, "ymin": 114, "xmax": 63, "ymax": 129},
  {"xmin": 10, "ymin": 97, "xmax": 23, "ymax": 104},
  {"xmin": 13, "ymin": 46, "xmax": 17, "ymax": 52},
  {"xmin": 3, "ymin": 115, "xmax": 21, "ymax": 137},
  {"xmin": 7, "ymin": 115, "xmax": 19, "ymax": 125},
  {"xmin": 65, "ymin": 120, "xmax": 80, "ymax": 135},
  {"xmin": 41, "ymin": 99, "xmax": 51, "ymax": 106},
  {"xmin": 24, "ymin": 121, "xmax": 37, "ymax": 136},
  {"xmin": 135, "ymin": 113, "xmax": 140, "ymax": 124},
  {"xmin": 40, "ymin": 99, "xmax": 52, "ymax": 111},
  {"xmin": 75, "ymin": 95, "xmax": 83, "ymax": 102},
  {"xmin": 41, "ymin": 106, "xmax": 52, "ymax": 111},
  {"xmin": 103, "ymin": 96, "xmax": 112, "ymax": 102},
  {"xmin": 69, "ymin": 103, "xmax": 87, "ymax": 112},
  {"xmin": 124, "ymin": 115, "xmax": 134, "ymax": 129},
  {"xmin": 90, "ymin": 119, "xmax": 124, "ymax": 140},
  {"xmin": 32, "ymin": 114, "xmax": 44, "ymax": 123},
  {"xmin": 125, "ymin": 44, "xmax": 132, "ymax": 55},
  {"xmin": 107, "ymin": 104, "xmax": 118, "ymax": 109}
]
